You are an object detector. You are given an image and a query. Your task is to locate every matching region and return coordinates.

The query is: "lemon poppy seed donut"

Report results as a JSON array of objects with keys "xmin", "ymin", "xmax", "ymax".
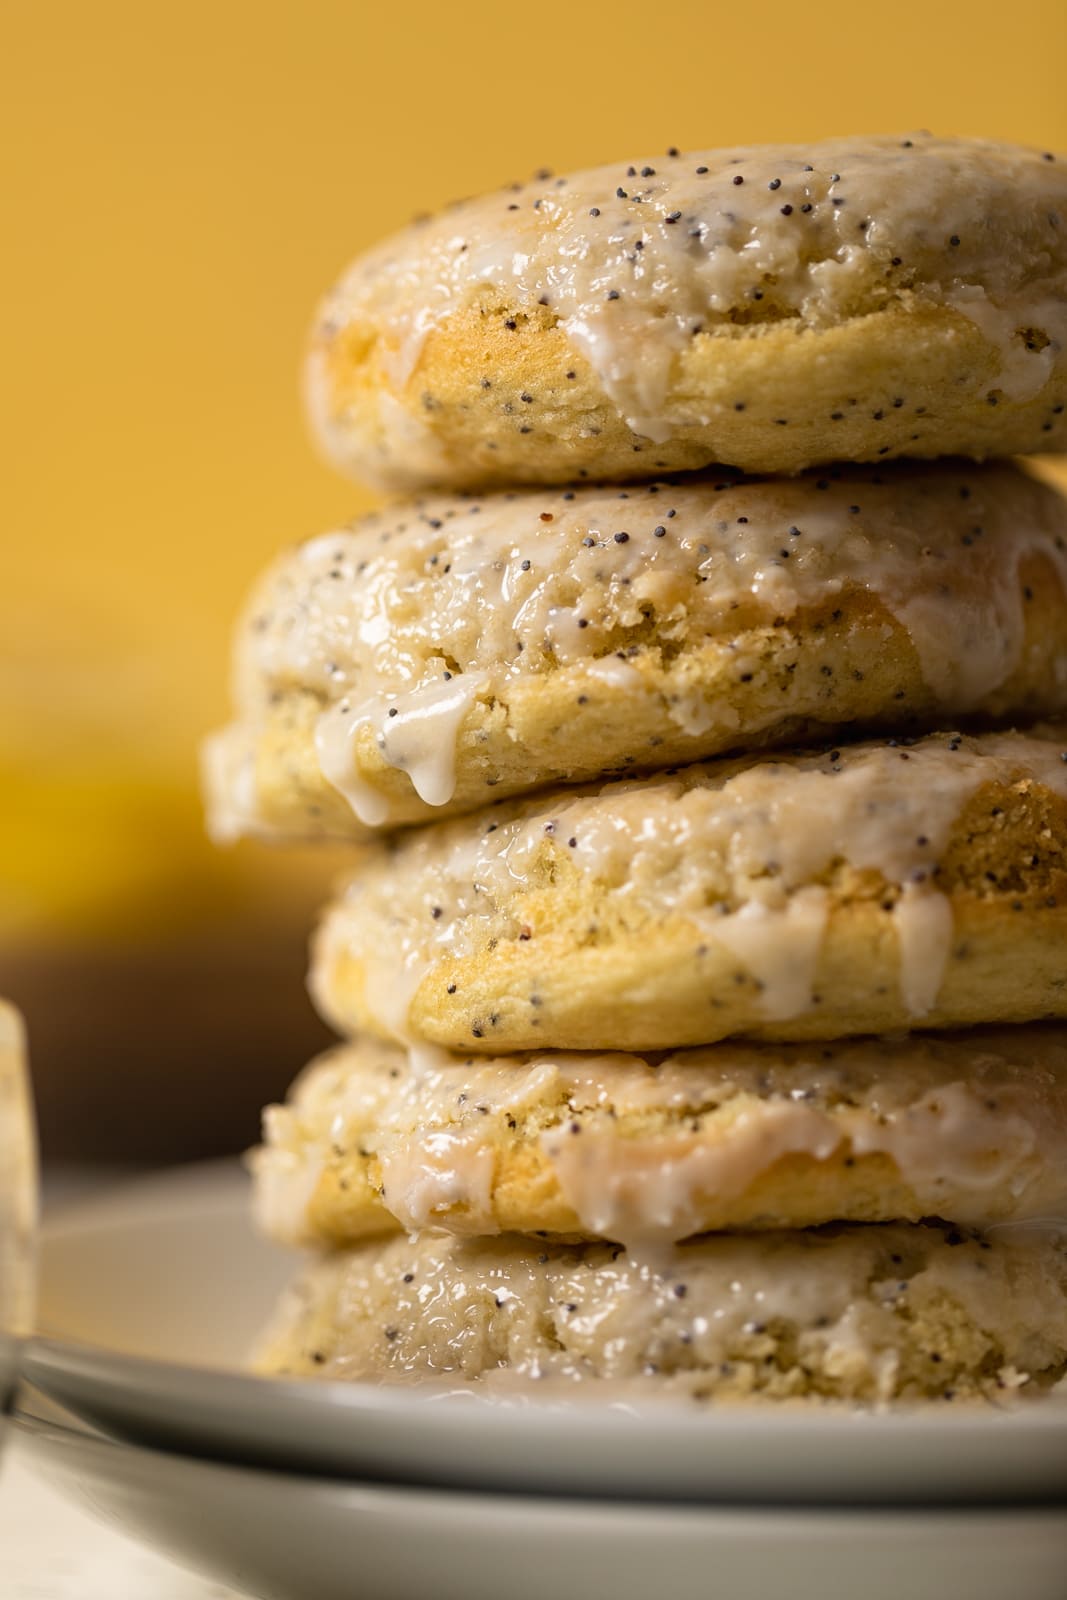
[
  {"xmin": 254, "ymin": 1224, "xmax": 1067, "ymax": 1404},
  {"xmin": 252, "ymin": 1027, "xmax": 1067, "ymax": 1249},
  {"xmin": 204, "ymin": 461, "xmax": 1067, "ymax": 842},
  {"xmin": 309, "ymin": 728, "xmax": 1067, "ymax": 1052},
  {"xmin": 306, "ymin": 134, "xmax": 1067, "ymax": 493}
]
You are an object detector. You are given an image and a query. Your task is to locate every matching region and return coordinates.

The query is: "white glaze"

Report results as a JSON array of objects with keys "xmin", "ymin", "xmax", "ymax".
[
  {"xmin": 946, "ymin": 286, "xmax": 1059, "ymax": 403},
  {"xmin": 584, "ymin": 656, "xmax": 644, "ymax": 692},
  {"xmin": 382, "ymin": 675, "xmax": 488, "ymax": 806},
  {"xmin": 844, "ymin": 1082, "xmax": 1038, "ymax": 1198},
  {"xmin": 315, "ymin": 675, "xmax": 486, "ymax": 820},
  {"xmin": 543, "ymin": 1105, "xmax": 841, "ymax": 1242},
  {"xmin": 377, "ymin": 1129, "xmax": 497, "ymax": 1235},
  {"xmin": 697, "ymin": 887, "xmax": 828, "ymax": 1021},
  {"xmin": 890, "ymin": 887, "xmax": 956, "ymax": 1017},
  {"xmin": 315, "ymin": 702, "xmax": 392, "ymax": 826}
]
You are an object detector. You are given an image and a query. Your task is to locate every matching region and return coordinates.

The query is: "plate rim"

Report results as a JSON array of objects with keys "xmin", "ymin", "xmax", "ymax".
[
  {"xmin": 30, "ymin": 1159, "xmax": 1067, "ymax": 1505},
  {"xmin": 16, "ymin": 1407, "xmax": 1067, "ymax": 1528}
]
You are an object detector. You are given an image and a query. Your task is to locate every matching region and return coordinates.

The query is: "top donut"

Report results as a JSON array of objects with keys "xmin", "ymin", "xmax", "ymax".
[{"xmin": 307, "ymin": 135, "xmax": 1067, "ymax": 492}]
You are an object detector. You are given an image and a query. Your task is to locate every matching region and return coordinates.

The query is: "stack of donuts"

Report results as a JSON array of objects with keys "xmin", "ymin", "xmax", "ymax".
[{"xmin": 207, "ymin": 134, "xmax": 1067, "ymax": 1404}]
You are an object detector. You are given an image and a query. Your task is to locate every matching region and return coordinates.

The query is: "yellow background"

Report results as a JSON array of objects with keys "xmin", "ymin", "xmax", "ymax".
[{"xmin": 3, "ymin": 0, "xmax": 1065, "ymax": 1149}]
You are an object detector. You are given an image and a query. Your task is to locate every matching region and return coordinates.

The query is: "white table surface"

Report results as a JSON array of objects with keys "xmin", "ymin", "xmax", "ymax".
[
  {"xmin": 0, "ymin": 1164, "xmax": 248, "ymax": 1598},
  {"xmin": 0, "ymin": 1444, "xmax": 246, "ymax": 1599}
]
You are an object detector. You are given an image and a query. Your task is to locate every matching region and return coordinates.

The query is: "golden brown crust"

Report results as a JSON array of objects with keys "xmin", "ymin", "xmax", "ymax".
[{"xmin": 317, "ymin": 298, "xmax": 1067, "ymax": 490}]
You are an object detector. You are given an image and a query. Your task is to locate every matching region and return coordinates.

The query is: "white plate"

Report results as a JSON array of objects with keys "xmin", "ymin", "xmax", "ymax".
[
  {"xmin": 25, "ymin": 1161, "xmax": 1067, "ymax": 1504},
  {"xmin": 14, "ymin": 1407, "xmax": 1067, "ymax": 1600}
]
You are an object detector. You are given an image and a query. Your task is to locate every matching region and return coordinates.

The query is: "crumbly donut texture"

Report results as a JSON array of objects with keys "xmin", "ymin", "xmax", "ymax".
[
  {"xmin": 306, "ymin": 135, "xmax": 1067, "ymax": 492},
  {"xmin": 251, "ymin": 1028, "xmax": 1067, "ymax": 1248},
  {"xmin": 254, "ymin": 1223, "xmax": 1067, "ymax": 1405},
  {"xmin": 204, "ymin": 462, "xmax": 1067, "ymax": 841},
  {"xmin": 310, "ymin": 728, "xmax": 1067, "ymax": 1052}
]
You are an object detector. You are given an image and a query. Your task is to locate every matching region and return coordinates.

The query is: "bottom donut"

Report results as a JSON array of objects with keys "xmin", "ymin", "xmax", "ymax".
[{"xmin": 254, "ymin": 1222, "xmax": 1067, "ymax": 1405}]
